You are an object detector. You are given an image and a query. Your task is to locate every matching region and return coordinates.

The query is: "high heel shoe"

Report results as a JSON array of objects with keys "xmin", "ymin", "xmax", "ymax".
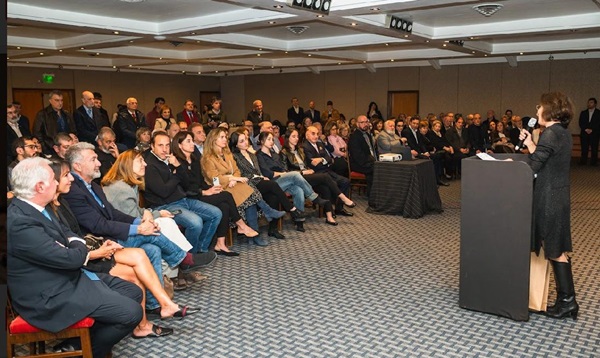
[{"xmin": 325, "ymin": 219, "xmax": 338, "ymax": 226}]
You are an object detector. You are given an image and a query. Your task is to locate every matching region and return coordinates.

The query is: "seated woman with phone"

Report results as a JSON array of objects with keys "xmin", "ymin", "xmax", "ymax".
[
  {"xmin": 170, "ymin": 131, "xmax": 262, "ymax": 254},
  {"xmin": 201, "ymin": 128, "xmax": 286, "ymax": 246}
]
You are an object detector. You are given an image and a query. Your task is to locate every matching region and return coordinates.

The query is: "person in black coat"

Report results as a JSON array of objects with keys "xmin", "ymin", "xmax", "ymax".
[
  {"xmin": 518, "ymin": 92, "xmax": 578, "ymax": 320},
  {"xmin": 8, "ymin": 157, "xmax": 142, "ymax": 358},
  {"xmin": 348, "ymin": 115, "xmax": 377, "ymax": 197},
  {"xmin": 73, "ymin": 90, "xmax": 110, "ymax": 144},
  {"xmin": 7, "ymin": 103, "xmax": 32, "ymax": 161},
  {"xmin": 33, "ymin": 90, "xmax": 76, "ymax": 155},
  {"xmin": 402, "ymin": 117, "xmax": 430, "ymax": 158},
  {"xmin": 113, "ymin": 97, "xmax": 147, "ymax": 149},
  {"xmin": 287, "ymin": 97, "xmax": 305, "ymax": 126},
  {"xmin": 578, "ymin": 97, "xmax": 600, "ymax": 165}
]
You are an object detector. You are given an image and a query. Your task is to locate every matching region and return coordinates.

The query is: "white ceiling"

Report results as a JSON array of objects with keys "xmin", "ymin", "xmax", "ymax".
[{"xmin": 6, "ymin": 0, "xmax": 600, "ymax": 77}]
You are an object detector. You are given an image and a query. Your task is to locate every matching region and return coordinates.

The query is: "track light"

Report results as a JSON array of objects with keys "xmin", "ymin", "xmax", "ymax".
[
  {"xmin": 288, "ymin": 0, "xmax": 331, "ymax": 15},
  {"xmin": 387, "ymin": 15, "xmax": 413, "ymax": 34}
]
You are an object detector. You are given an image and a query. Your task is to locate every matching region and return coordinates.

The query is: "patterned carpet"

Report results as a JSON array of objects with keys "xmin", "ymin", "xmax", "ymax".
[{"xmin": 104, "ymin": 164, "xmax": 598, "ymax": 357}]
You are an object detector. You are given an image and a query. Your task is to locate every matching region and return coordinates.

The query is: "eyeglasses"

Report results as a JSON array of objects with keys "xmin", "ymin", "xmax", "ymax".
[{"xmin": 23, "ymin": 144, "xmax": 37, "ymax": 149}]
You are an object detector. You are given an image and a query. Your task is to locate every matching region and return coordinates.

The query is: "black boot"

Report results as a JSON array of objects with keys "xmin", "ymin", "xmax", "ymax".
[
  {"xmin": 545, "ymin": 259, "xmax": 579, "ymax": 320},
  {"xmin": 268, "ymin": 220, "xmax": 286, "ymax": 239},
  {"xmin": 290, "ymin": 209, "xmax": 306, "ymax": 222},
  {"xmin": 295, "ymin": 221, "xmax": 305, "ymax": 232}
]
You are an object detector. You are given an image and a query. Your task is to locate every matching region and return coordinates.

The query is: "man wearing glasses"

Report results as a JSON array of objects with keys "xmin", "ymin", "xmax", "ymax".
[
  {"xmin": 348, "ymin": 115, "xmax": 377, "ymax": 198},
  {"xmin": 8, "ymin": 136, "xmax": 39, "ymax": 192}
]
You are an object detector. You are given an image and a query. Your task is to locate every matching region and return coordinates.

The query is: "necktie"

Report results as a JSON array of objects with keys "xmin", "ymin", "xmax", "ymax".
[
  {"xmin": 87, "ymin": 108, "xmax": 93, "ymax": 118},
  {"xmin": 131, "ymin": 111, "xmax": 136, "ymax": 120},
  {"xmin": 57, "ymin": 112, "xmax": 66, "ymax": 132},
  {"xmin": 41, "ymin": 208, "xmax": 52, "ymax": 221},
  {"xmin": 188, "ymin": 111, "xmax": 193, "ymax": 119}
]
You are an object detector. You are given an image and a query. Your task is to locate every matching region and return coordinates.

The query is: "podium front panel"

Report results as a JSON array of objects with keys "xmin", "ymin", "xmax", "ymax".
[{"xmin": 459, "ymin": 155, "xmax": 533, "ymax": 321}]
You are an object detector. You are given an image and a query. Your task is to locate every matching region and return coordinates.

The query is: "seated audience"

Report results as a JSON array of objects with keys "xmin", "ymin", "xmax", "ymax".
[
  {"xmin": 136, "ymin": 127, "xmax": 152, "ymax": 152},
  {"xmin": 230, "ymin": 130, "xmax": 306, "ymax": 237},
  {"xmin": 467, "ymin": 113, "xmax": 486, "ymax": 154},
  {"xmin": 51, "ymin": 132, "xmax": 74, "ymax": 160},
  {"xmin": 426, "ymin": 120, "xmax": 453, "ymax": 184},
  {"xmin": 325, "ymin": 120, "xmax": 349, "ymax": 178},
  {"xmin": 491, "ymin": 121, "xmax": 515, "ymax": 153},
  {"xmin": 201, "ymin": 127, "xmax": 285, "ymax": 243},
  {"xmin": 142, "ymin": 132, "xmax": 222, "ymax": 255},
  {"xmin": 256, "ymin": 131, "xmax": 334, "ymax": 228},
  {"xmin": 282, "ymin": 129, "xmax": 355, "ymax": 218},
  {"xmin": 371, "ymin": 118, "xmax": 384, "ymax": 137},
  {"xmin": 154, "ymin": 105, "xmax": 176, "ymax": 132},
  {"xmin": 349, "ymin": 115, "xmax": 377, "ymax": 197},
  {"xmin": 49, "ymin": 160, "xmax": 197, "ymax": 340},
  {"xmin": 8, "ymin": 157, "xmax": 142, "ymax": 358},
  {"xmin": 8, "ymin": 136, "xmax": 38, "ymax": 191},
  {"xmin": 170, "ymin": 131, "xmax": 260, "ymax": 252},
  {"xmin": 445, "ymin": 116, "xmax": 470, "ymax": 176}
]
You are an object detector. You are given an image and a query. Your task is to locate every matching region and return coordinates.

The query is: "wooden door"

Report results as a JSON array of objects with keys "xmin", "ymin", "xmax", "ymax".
[
  {"xmin": 12, "ymin": 89, "xmax": 76, "ymax": 132},
  {"xmin": 388, "ymin": 91, "xmax": 419, "ymax": 118}
]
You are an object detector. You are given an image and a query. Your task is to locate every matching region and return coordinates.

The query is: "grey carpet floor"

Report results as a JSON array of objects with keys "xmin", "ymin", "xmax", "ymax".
[{"xmin": 109, "ymin": 165, "xmax": 600, "ymax": 357}]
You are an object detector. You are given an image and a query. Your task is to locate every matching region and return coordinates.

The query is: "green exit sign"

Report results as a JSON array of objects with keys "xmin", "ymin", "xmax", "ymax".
[{"xmin": 42, "ymin": 73, "xmax": 55, "ymax": 84}]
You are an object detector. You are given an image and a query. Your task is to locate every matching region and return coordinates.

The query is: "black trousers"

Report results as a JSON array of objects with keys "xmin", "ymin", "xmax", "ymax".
[
  {"xmin": 197, "ymin": 191, "xmax": 240, "ymax": 238},
  {"xmin": 304, "ymin": 173, "xmax": 342, "ymax": 211},
  {"xmin": 257, "ymin": 179, "xmax": 294, "ymax": 211},
  {"xmin": 91, "ymin": 273, "xmax": 143, "ymax": 358},
  {"xmin": 580, "ymin": 131, "xmax": 599, "ymax": 164}
]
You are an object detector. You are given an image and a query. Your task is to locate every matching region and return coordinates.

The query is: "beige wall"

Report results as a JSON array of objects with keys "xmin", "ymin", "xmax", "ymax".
[{"xmin": 8, "ymin": 59, "xmax": 600, "ymax": 134}]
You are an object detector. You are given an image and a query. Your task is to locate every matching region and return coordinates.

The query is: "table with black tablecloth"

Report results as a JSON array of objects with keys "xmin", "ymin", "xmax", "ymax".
[{"xmin": 367, "ymin": 159, "xmax": 443, "ymax": 218}]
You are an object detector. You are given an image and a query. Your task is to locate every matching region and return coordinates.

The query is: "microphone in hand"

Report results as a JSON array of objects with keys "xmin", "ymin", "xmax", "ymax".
[{"xmin": 515, "ymin": 117, "xmax": 537, "ymax": 151}]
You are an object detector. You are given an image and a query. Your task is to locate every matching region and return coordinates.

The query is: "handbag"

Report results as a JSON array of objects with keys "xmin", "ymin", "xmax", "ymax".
[
  {"xmin": 529, "ymin": 247, "xmax": 550, "ymax": 312},
  {"xmin": 83, "ymin": 233, "xmax": 106, "ymax": 251}
]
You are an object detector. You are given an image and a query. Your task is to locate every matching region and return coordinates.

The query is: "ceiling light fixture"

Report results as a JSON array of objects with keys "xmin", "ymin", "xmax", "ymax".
[
  {"xmin": 472, "ymin": 3, "xmax": 504, "ymax": 17},
  {"xmin": 370, "ymin": 7, "xmax": 380, "ymax": 11},
  {"xmin": 274, "ymin": 4, "xmax": 283, "ymax": 9},
  {"xmin": 113, "ymin": 31, "xmax": 120, "ymax": 35},
  {"xmin": 190, "ymin": 32, "xmax": 196, "ymax": 35},
  {"xmin": 16, "ymin": 46, "xmax": 21, "ymax": 49},
  {"xmin": 316, "ymin": 14, "xmax": 324, "ymax": 18},
  {"xmin": 350, "ymin": 22, "xmax": 357, "ymax": 26},
  {"xmin": 80, "ymin": 47, "xmax": 85, "ymax": 50},
  {"xmin": 119, "ymin": 0, "xmax": 145, "ymax": 3},
  {"xmin": 39, "ymin": 52, "xmax": 44, "ymax": 55},
  {"xmin": 288, "ymin": 0, "xmax": 331, "ymax": 15},
  {"xmin": 268, "ymin": 21, "xmax": 276, "ymax": 24},
  {"xmin": 387, "ymin": 16, "xmax": 412, "ymax": 34}
]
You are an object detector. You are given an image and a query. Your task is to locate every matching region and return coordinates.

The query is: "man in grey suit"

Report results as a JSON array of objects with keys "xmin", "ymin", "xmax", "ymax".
[
  {"xmin": 7, "ymin": 157, "xmax": 143, "ymax": 358},
  {"xmin": 377, "ymin": 119, "xmax": 407, "ymax": 154}
]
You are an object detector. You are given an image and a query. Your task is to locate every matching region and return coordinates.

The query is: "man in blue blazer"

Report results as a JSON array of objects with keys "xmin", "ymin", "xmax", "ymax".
[{"xmin": 8, "ymin": 157, "xmax": 143, "ymax": 358}]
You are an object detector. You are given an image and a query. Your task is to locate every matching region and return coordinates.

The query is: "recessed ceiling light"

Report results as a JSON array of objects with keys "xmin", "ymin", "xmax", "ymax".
[
  {"xmin": 182, "ymin": 71, "xmax": 186, "ymax": 73},
  {"xmin": 308, "ymin": 54, "xmax": 312, "ymax": 57},
  {"xmin": 16, "ymin": 46, "xmax": 21, "ymax": 49},
  {"xmin": 363, "ymin": 61, "xmax": 366, "ymax": 63},
  {"xmin": 350, "ymin": 23, "xmax": 357, "ymax": 26},
  {"xmin": 259, "ymin": 48, "xmax": 263, "ymax": 51},
  {"xmin": 316, "ymin": 14, "xmax": 324, "ymax": 18},
  {"xmin": 26, "ymin": 61, "xmax": 30, "ymax": 64},
  {"xmin": 442, "ymin": 44, "xmax": 447, "ymax": 47},
  {"xmin": 119, "ymin": 0, "xmax": 145, "ymax": 3},
  {"xmin": 404, "ymin": 35, "xmax": 409, "ymax": 38},
  {"xmin": 484, "ymin": 54, "xmax": 488, "ymax": 57},
  {"xmin": 338, "ymin": 62, "xmax": 341, "ymax": 65},
  {"xmin": 198, "ymin": 71, "xmax": 202, "ymax": 74},
  {"xmin": 159, "ymin": 57, "xmax": 163, "ymax": 60},
  {"xmin": 215, "ymin": 70, "xmax": 219, "ymax": 73},
  {"xmin": 39, "ymin": 52, "xmax": 44, "ymax": 55},
  {"xmin": 257, "ymin": 54, "xmax": 261, "ymax": 57},
  {"xmin": 129, "ymin": 40, "xmax": 134, "ymax": 43},
  {"xmin": 472, "ymin": 51, "xmax": 476, "ymax": 54},
  {"xmin": 59, "ymin": 49, "xmax": 63, "ymax": 52},
  {"xmin": 370, "ymin": 7, "xmax": 380, "ymax": 11},
  {"xmin": 6, "ymin": 57, "xmax": 9, "ymax": 60},
  {"xmin": 113, "ymin": 31, "xmax": 120, "ymax": 35},
  {"xmin": 113, "ymin": 65, "xmax": 116, "ymax": 68},
  {"xmin": 390, "ymin": 59, "xmax": 394, "ymax": 62},
  {"xmin": 385, "ymin": 43, "xmax": 389, "ymax": 46},
  {"xmin": 190, "ymin": 32, "xmax": 196, "ymax": 35},
  {"xmin": 274, "ymin": 4, "xmax": 283, "ymax": 8},
  {"xmin": 268, "ymin": 21, "xmax": 276, "ymax": 24},
  {"xmin": 128, "ymin": 65, "xmax": 132, "ymax": 67},
  {"xmin": 80, "ymin": 47, "xmax": 85, "ymax": 50},
  {"xmin": 425, "ymin": 40, "xmax": 430, "ymax": 43},
  {"xmin": 95, "ymin": 52, "xmax": 100, "ymax": 56},
  {"xmin": 519, "ymin": 52, "xmax": 524, "ymax": 55},
  {"xmin": 285, "ymin": 51, "xmax": 288, "ymax": 54}
]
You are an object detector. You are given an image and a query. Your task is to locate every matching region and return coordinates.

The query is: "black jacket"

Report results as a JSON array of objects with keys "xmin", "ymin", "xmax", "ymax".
[
  {"xmin": 74, "ymin": 105, "xmax": 110, "ymax": 144},
  {"xmin": 33, "ymin": 105, "xmax": 76, "ymax": 155}
]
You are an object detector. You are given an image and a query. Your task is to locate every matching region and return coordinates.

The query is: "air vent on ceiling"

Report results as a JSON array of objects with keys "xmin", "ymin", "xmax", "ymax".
[
  {"xmin": 472, "ymin": 4, "xmax": 504, "ymax": 17},
  {"xmin": 287, "ymin": 26, "xmax": 309, "ymax": 35},
  {"xmin": 169, "ymin": 41, "xmax": 184, "ymax": 47}
]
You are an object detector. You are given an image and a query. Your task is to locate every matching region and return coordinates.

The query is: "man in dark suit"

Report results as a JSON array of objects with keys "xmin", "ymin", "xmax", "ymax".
[
  {"xmin": 8, "ymin": 157, "xmax": 143, "ymax": 358},
  {"xmin": 247, "ymin": 99, "xmax": 271, "ymax": 134},
  {"xmin": 445, "ymin": 117, "xmax": 471, "ymax": 176},
  {"xmin": 176, "ymin": 99, "xmax": 201, "ymax": 126},
  {"xmin": 304, "ymin": 100, "xmax": 321, "ymax": 125},
  {"xmin": 303, "ymin": 125, "xmax": 353, "ymax": 216},
  {"xmin": 73, "ymin": 90, "xmax": 110, "ymax": 144},
  {"xmin": 287, "ymin": 97, "xmax": 304, "ymax": 127},
  {"xmin": 7, "ymin": 103, "xmax": 32, "ymax": 161},
  {"xmin": 113, "ymin": 97, "xmax": 147, "ymax": 149},
  {"xmin": 12, "ymin": 101, "xmax": 31, "ymax": 132},
  {"xmin": 579, "ymin": 97, "xmax": 600, "ymax": 166},
  {"xmin": 402, "ymin": 117, "xmax": 430, "ymax": 158},
  {"xmin": 348, "ymin": 115, "xmax": 377, "ymax": 198},
  {"xmin": 466, "ymin": 113, "xmax": 486, "ymax": 154},
  {"xmin": 7, "ymin": 136, "xmax": 39, "ymax": 191},
  {"xmin": 33, "ymin": 90, "xmax": 76, "ymax": 156}
]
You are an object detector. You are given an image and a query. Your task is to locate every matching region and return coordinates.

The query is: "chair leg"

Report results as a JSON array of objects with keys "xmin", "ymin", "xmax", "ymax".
[
  {"xmin": 80, "ymin": 328, "xmax": 94, "ymax": 358},
  {"xmin": 226, "ymin": 228, "xmax": 233, "ymax": 247}
]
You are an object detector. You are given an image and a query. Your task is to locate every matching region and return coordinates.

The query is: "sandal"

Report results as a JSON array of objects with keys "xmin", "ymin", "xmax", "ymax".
[
  {"xmin": 131, "ymin": 324, "xmax": 174, "ymax": 339},
  {"xmin": 161, "ymin": 306, "xmax": 201, "ymax": 320}
]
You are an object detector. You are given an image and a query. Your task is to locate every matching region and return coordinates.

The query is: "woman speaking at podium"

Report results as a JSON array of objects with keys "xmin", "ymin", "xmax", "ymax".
[{"xmin": 519, "ymin": 92, "xmax": 578, "ymax": 320}]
